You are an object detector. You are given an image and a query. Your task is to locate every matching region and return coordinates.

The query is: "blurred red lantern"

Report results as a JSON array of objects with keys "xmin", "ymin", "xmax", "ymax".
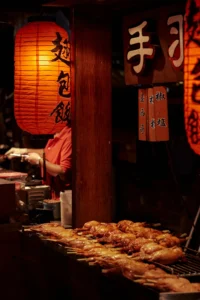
[
  {"xmin": 184, "ymin": 0, "xmax": 200, "ymax": 154},
  {"xmin": 14, "ymin": 19, "xmax": 71, "ymax": 135}
]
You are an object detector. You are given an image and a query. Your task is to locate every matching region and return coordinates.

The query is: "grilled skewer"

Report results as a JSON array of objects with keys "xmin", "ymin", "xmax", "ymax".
[
  {"xmin": 137, "ymin": 242, "xmax": 184, "ymax": 265},
  {"xmin": 117, "ymin": 220, "xmax": 185, "ymax": 246},
  {"xmin": 29, "ymin": 222, "xmax": 198, "ymax": 294},
  {"xmin": 32, "ymin": 222, "xmax": 185, "ymax": 265},
  {"xmin": 78, "ymin": 220, "xmax": 185, "ymax": 248},
  {"xmin": 145, "ymin": 277, "xmax": 200, "ymax": 293}
]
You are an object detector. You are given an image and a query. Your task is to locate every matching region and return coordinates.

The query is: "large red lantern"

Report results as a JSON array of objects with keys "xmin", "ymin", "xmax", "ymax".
[
  {"xmin": 184, "ymin": 0, "xmax": 200, "ymax": 154},
  {"xmin": 14, "ymin": 18, "xmax": 71, "ymax": 135}
]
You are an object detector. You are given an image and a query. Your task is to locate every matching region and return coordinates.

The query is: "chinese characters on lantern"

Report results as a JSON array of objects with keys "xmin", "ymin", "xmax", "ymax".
[
  {"xmin": 50, "ymin": 101, "xmax": 71, "ymax": 123},
  {"xmin": 50, "ymin": 32, "xmax": 71, "ymax": 124},
  {"xmin": 127, "ymin": 14, "xmax": 183, "ymax": 75},
  {"xmin": 51, "ymin": 32, "xmax": 70, "ymax": 66},
  {"xmin": 184, "ymin": 0, "xmax": 200, "ymax": 154},
  {"xmin": 57, "ymin": 71, "xmax": 70, "ymax": 98},
  {"xmin": 188, "ymin": 110, "xmax": 199, "ymax": 144},
  {"xmin": 138, "ymin": 87, "xmax": 169, "ymax": 141}
]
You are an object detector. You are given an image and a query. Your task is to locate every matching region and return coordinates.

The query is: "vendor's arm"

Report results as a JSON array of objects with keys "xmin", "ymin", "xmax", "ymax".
[
  {"xmin": 5, "ymin": 147, "xmax": 44, "ymax": 158},
  {"xmin": 39, "ymin": 157, "xmax": 65, "ymax": 177},
  {"xmin": 26, "ymin": 153, "xmax": 64, "ymax": 177}
]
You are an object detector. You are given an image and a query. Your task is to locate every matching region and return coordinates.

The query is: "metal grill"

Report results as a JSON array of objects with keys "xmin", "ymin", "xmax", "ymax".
[
  {"xmin": 154, "ymin": 248, "xmax": 200, "ymax": 278},
  {"xmin": 25, "ymin": 186, "xmax": 51, "ymax": 208}
]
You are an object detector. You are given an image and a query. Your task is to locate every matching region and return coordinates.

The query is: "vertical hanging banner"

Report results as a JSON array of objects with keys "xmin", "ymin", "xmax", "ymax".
[
  {"xmin": 184, "ymin": 0, "xmax": 200, "ymax": 155},
  {"xmin": 138, "ymin": 89, "xmax": 148, "ymax": 141},
  {"xmin": 147, "ymin": 87, "xmax": 156, "ymax": 141},
  {"xmin": 138, "ymin": 86, "xmax": 169, "ymax": 141}
]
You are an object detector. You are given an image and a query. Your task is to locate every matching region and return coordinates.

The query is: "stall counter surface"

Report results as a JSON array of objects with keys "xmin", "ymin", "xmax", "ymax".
[{"xmin": 0, "ymin": 168, "xmax": 27, "ymax": 179}]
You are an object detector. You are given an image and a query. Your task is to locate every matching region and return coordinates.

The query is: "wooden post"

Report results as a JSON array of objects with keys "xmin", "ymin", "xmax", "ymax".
[{"xmin": 71, "ymin": 8, "xmax": 112, "ymax": 227}]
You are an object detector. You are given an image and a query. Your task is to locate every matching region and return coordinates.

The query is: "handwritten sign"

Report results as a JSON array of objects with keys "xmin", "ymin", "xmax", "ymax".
[{"xmin": 138, "ymin": 86, "xmax": 169, "ymax": 141}]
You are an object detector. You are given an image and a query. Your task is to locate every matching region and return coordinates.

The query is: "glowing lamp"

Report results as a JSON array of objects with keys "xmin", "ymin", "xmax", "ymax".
[
  {"xmin": 184, "ymin": 0, "xmax": 200, "ymax": 154},
  {"xmin": 14, "ymin": 17, "xmax": 71, "ymax": 135}
]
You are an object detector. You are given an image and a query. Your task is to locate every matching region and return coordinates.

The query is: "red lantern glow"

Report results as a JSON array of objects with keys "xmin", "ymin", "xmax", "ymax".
[
  {"xmin": 184, "ymin": 0, "xmax": 200, "ymax": 154},
  {"xmin": 14, "ymin": 20, "xmax": 71, "ymax": 135}
]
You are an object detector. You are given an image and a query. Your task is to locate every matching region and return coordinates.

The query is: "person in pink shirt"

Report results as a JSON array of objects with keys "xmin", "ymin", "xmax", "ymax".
[{"xmin": 6, "ymin": 125, "xmax": 72, "ymax": 197}]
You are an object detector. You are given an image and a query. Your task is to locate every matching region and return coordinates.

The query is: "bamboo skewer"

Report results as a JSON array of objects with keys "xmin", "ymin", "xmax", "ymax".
[
  {"xmin": 133, "ymin": 274, "xmax": 144, "ymax": 278},
  {"xmin": 152, "ymin": 223, "xmax": 161, "ymax": 227},
  {"xmin": 146, "ymin": 279, "xmax": 158, "ymax": 283},
  {"xmin": 134, "ymin": 279, "xmax": 146, "ymax": 283},
  {"xmin": 89, "ymin": 262, "xmax": 97, "ymax": 266},
  {"xmin": 41, "ymin": 238, "xmax": 58, "ymax": 242},
  {"xmin": 66, "ymin": 247, "xmax": 78, "ymax": 251},
  {"xmin": 185, "ymin": 205, "xmax": 200, "ymax": 250},
  {"xmin": 143, "ymin": 283, "xmax": 155, "ymax": 287},
  {"xmin": 101, "ymin": 267, "xmax": 120, "ymax": 274},
  {"xmin": 77, "ymin": 258, "xmax": 92, "ymax": 262},
  {"xmin": 22, "ymin": 228, "xmax": 32, "ymax": 232},
  {"xmin": 180, "ymin": 233, "xmax": 187, "ymax": 238}
]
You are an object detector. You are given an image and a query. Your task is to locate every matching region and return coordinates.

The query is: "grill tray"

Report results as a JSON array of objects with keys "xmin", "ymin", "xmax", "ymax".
[
  {"xmin": 153, "ymin": 248, "xmax": 200, "ymax": 278},
  {"xmin": 22, "ymin": 230, "xmax": 200, "ymax": 300}
]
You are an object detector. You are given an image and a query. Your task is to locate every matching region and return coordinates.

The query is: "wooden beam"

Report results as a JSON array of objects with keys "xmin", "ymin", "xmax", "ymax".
[
  {"xmin": 71, "ymin": 8, "xmax": 112, "ymax": 227},
  {"xmin": 43, "ymin": 0, "xmax": 185, "ymax": 11}
]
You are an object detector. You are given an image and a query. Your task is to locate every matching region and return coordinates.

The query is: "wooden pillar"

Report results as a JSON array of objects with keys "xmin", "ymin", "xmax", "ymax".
[{"xmin": 71, "ymin": 8, "xmax": 112, "ymax": 227}]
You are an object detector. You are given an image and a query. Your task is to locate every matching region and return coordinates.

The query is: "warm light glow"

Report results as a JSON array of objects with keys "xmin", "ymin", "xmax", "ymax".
[
  {"xmin": 39, "ymin": 56, "xmax": 50, "ymax": 65},
  {"xmin": 184, "ymin": 0, "xmax": 200, "ymax": 154},
  {"xmin": 14, "ymin": 21, "xmax": 71, "ymax": 135}
]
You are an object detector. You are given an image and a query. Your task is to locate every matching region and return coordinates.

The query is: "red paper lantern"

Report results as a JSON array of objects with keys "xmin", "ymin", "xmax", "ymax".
[
  {"xmin": 14, "ymin": 19, "xmax": 71, "ymax": 135},
  {"xmin": 184, "ymin": 0, "xmax": 200, "ymax": 154}
]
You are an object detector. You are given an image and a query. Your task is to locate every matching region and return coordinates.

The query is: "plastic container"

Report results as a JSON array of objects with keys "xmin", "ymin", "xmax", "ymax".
[
  {"xmin": 43, "ymin": 199, "xmax": 60, "ymax": 220},
  {"xmin": 60, "ymin": 190, "xmax": 72, "ymax": 227}
]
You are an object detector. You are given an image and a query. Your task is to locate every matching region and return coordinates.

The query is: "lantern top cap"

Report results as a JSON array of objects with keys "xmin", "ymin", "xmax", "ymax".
[{"xmin": 28, "ymin": 16, "xmax": 56, "ymax": 23}]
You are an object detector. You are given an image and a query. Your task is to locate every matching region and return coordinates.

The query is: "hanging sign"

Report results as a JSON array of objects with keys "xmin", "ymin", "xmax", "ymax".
[
  {"xmin": 138, "ymin": 86, "xmax": 169, "ymax": 141},
  {"xmin": 123, "ymin": 4, "xmax": 184, "ymax": 85}
]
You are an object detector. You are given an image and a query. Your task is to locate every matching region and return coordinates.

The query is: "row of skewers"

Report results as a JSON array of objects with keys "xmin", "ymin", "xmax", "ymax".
[
  {"xmin": 75, "ymin": 220, "xmax": 186, "ymax": 265},
  {"xmin": 29, "ymin": 220, "xmax": 200, "ymax": 293}
]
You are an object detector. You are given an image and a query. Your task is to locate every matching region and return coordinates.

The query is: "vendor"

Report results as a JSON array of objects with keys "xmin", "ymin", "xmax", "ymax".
[{"xmin": 5, "ymin": 124, "xmax": 72, "ymax": 198}]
